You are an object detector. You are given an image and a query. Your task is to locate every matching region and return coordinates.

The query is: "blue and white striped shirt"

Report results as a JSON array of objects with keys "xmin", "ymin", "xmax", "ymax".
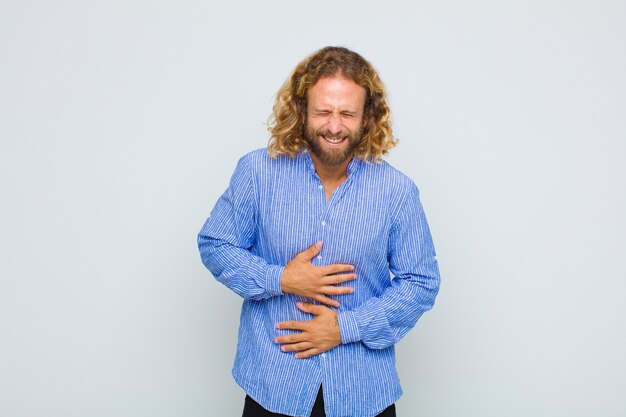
[{"xmin": 198, "ymin": 148, "xmax": 440, "ymax": 417}]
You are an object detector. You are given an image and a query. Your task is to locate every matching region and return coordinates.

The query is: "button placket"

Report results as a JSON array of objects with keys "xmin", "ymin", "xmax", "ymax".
[{"xmin": 312, "ymin": 178, "xmax": 327, "ymax": 265}]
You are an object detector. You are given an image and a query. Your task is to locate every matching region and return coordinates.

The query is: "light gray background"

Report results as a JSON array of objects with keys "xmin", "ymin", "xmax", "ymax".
[{"xmin": 1, "ymin": 1, "xmax": 625, "ymax": 416}]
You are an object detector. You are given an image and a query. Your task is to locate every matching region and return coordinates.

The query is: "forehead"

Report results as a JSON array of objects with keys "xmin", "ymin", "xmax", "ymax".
[{"xmin": 307, "ymin": 76, "xmax": 366, "ymax": 109}]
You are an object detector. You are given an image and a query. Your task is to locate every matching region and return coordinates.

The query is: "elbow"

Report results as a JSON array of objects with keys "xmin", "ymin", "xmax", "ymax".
[{"xmin": 197, "ymin": 234, "xmax": 224, "ymax": 277}]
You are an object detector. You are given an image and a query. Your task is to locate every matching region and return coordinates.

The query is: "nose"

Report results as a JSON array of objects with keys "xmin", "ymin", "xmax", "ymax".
[{"xmin": 327, "ymin": 113, "xmax": 343, "ymax": 135}]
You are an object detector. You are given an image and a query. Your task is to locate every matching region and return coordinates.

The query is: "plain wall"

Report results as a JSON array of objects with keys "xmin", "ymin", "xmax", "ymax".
[{"xmin": 1, "ymin": 1, "xmax": 625, "ymax": 416}]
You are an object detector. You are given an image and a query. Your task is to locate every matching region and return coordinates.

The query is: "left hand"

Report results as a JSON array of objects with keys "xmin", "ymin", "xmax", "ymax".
[{"xmin": 274, "ymin": 302, "xmax": 341, "ymax": 359}]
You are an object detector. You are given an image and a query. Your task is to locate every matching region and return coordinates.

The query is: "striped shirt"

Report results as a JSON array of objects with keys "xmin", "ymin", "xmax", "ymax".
[{"xmin": 197, "ymin": 148, "xmax": 440, "ymax": 417}]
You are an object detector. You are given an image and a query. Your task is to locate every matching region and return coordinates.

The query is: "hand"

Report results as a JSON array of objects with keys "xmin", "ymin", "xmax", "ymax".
[
  {"xmin": 280, "ymin": 241, "xmax": 356, "ymax": 307},
  {"xmin": 275, "ymin": 302, "xmax": 341, "ymax": 359}
]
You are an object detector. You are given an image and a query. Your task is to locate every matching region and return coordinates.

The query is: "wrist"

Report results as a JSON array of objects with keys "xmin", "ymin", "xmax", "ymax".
[
  {"xmin": 337, "ymin": 311, "xmax": 361, "ymax": 344},
  {"xmin": 267, "ymin": 265, "xmax": 286, "ymax": 295}
]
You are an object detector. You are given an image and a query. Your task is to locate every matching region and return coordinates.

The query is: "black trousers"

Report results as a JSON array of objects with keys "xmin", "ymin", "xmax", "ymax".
[{"xmin": 242, "ymin": 387, "xmax": 396, "ymax": 417}]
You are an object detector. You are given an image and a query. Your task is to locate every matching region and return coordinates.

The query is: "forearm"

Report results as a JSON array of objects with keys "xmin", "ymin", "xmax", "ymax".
[
  {"xmin": 337, "ymin": 268, "xmax": 439, "ymax": 349},
  {"xmin": 198, "ymin": 234, "xmax": 285, "ymax": 300}
]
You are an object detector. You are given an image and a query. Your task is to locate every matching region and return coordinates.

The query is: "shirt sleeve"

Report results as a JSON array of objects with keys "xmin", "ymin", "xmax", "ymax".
[
  {"xmin": 337, "ymin": 182, "xmax": 440, "ymax": 349},
  {"xmin": 197, "ymin": 154, "xmax": 285, "ymax": 300}
]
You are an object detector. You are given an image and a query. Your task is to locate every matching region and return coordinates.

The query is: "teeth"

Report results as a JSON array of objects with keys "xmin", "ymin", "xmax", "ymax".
[{"xmin": 323, "ymin": 136, "xmax": 344, "ymax": 143}]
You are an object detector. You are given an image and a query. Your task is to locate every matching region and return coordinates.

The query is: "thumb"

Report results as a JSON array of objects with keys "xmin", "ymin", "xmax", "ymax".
[
  {"xmin": 297, "ymin": 241, "xmax": 322, "ymax": 261},
  {"xmin": 296, "ymin": 301, "xmax": 325, "ymax": 316}
]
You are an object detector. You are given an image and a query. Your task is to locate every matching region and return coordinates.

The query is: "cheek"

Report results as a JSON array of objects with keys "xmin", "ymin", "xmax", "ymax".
[
  {"xmin": 345, "ymin": 119, "xmax": 363, "ymax": 133},
  {"xmin": 307, "ymin": 118, "xmax": 325, "ymax": 132}
]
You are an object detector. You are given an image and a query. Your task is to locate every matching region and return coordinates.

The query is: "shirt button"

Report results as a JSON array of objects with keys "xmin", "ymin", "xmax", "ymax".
[
  {"xmin": 321, "ymin": 353, "xmax": 326, "ymax": 358},
  {"xmin": 318, "ymin": 184, "xmax": 323, "ymax": 189},
  {"xmin": 317, "ymin": 255, "xmax": 322, "ymax": 260},
  {"xmin": 321, "ymin": 221, "xmax": 326, "ymax": 226}
]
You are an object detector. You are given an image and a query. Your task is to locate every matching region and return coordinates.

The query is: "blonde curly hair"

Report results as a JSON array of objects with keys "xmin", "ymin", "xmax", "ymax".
[{"xmin": 268, "ymin": 46, "xmax": 397, "ymax": 162}]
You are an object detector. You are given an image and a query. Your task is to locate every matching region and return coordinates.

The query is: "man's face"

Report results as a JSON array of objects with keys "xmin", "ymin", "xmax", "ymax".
[{"xmin": 304, "ymin": 75, "xmax": 366, "ymax": 168}]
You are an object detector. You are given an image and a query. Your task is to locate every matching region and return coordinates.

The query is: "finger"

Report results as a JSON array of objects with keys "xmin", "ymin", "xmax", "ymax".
[
  {"xmin": 276, "ymin": 320, "xmax": 308, "ymax": 331},
  {"xmin": 297, "ymin": 241, "xmax": 322, "ymax": 261},
  {"xmin": 274, "ymin": 333, "xmax": 307, "ymax": 345},
  {"xmin": 295, "ymin": 348, "xmax": 321, "ymax": 359},
  {"xmin": 320, "ymin": 263, "xmax": 355, "ymax": 275},
  {"xmin": 280, "ymin": 342, "xmax": 313, "ymax": 353},
  {"xmin": 296, "ymin": 301, "xmax": 327, "ymax": 316},
  {"xmin": 320, "ymin": 285, "xmax": 354, "ymax": 296},
  {"xmin": 324, "ymin": 273, "xmax": 357, "ymax": 285},
  {"xmin": 315, "ymin": 295, "xmax": 340, "ymax": 308}
]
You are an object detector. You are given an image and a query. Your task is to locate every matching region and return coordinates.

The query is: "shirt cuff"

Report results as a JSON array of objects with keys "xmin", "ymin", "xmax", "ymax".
[
  {"xmin": 264, "ymin": 264, "xmax": 285, "ymax": 296},
  {"xmin": 337, "ymin": 311, "xmax": 361, "ymax": 344}
]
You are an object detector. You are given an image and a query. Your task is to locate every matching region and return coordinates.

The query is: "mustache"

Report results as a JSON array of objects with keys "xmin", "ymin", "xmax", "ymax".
[{"xmin": 316, "ymin": 129, "xmax": 349, "ymax": 140}]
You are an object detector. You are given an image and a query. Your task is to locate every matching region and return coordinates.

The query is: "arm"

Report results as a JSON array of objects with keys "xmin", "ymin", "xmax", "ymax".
[
  {"xmin": 274, "ymin": 183, "xmax": 440, "ymax": 356},
  {"xmin": 197, "ymin": 154, "xmax": 284, "ymax": 300},
  {"xmin": 198, "ymin": 154, "xmax": 357, "ymax": 302},
  {"xmin": 337, "ymin": 183, "xmax": 440, "ymax": 350}
]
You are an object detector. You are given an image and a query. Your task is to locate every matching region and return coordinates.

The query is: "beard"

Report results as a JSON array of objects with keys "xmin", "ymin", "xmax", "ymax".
[{"xmin": 303, "ymin": 123, "xmax": 363, "ymax": 167}]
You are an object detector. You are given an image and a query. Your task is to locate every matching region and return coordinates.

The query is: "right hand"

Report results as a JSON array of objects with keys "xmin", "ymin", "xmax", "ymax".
[{"xmin": 280, "ymin": 241, "xmax": 357, "ymax": 307}]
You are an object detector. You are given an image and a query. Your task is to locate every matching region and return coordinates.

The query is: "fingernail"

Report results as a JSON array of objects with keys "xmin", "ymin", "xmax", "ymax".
[{"xmin": 316, "ymin": 241, "xmax": 322, "ymax": 248}]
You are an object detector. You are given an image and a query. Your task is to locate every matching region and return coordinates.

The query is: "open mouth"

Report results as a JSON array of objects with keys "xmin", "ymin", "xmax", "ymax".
[{"xmin": 321, "ymin": 135, "xmax": 347, "ymax": 146}]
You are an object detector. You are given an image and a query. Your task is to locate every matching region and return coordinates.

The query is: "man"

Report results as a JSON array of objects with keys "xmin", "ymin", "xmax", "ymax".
[{"xmin": 198, "ymin": 46, "xmax": 440, "ymax": 417}]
